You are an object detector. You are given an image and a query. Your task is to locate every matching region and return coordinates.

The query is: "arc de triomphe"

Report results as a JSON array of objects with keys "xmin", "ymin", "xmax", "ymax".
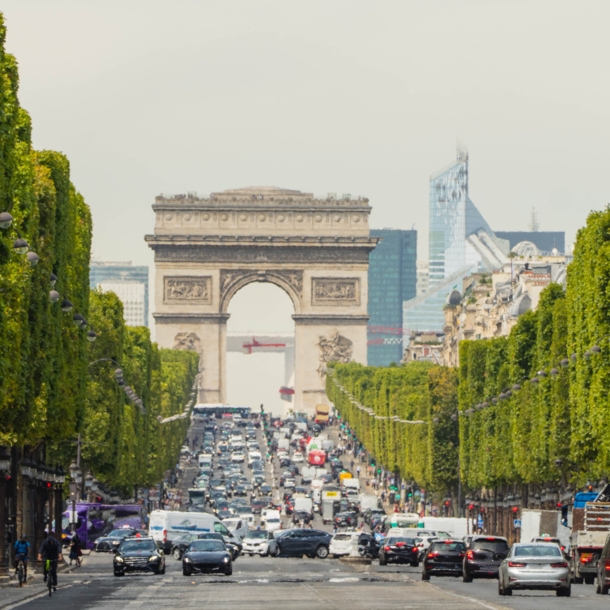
[{"xmin": 145, "ymin": 186, "xmax": 378, "ymax": 415}]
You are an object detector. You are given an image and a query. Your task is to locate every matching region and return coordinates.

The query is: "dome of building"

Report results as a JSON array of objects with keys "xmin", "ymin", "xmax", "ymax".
[
  {"xmin": 447, "ymin": 290, "xmax": 462, "ymax": 306},
  {"xmin": 512, "ymin": 241, "xmax": 540, "ymax": 258}
]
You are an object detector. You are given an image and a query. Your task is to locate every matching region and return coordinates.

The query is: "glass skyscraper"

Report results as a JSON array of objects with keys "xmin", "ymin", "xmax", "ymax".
[
  {"xmin": 404, "ymin": 148, "xmax": 508, "ymax": 333},
  {"xmin": 368, "ymin": 229, "xmax": 417, "ymax": 365}
]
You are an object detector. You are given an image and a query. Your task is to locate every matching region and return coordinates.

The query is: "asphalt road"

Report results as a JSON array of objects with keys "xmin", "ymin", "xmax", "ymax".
[{"xmin": 4, "ymin": 552, "xmax": 610, "ymax": 610}]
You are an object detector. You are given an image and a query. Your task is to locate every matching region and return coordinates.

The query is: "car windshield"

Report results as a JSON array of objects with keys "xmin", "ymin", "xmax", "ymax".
[
  {"xmin": 108, "ymin": 529, "xmax": 133, "ymax": 538},
  {"xmin": 333, "ymin": 534, "xmax": 352, "ymax": 541},
  {"xmin": 387, "ymin": 537, "xmax": 416, "ymax": 546},
  {"xmin": 430, "ymin": 541, "xmax": 465, "ymax": 552},
  {"xmin": 514, "ymin": 545, "xmax": 561, "ymax": 557},
  {"xmin": 120, "ymin": 540, "xmax": 156, "ymax": 553},
  {"xmin": 189, "ymin": 540, "xmax": 226, "ymax": 552},
  {"xmin": 267, "ymin": 518, "xmax": 280, "ymax": 523},
  {"xmin": 246, "ymin": 531, "xmax": 267, "ymax": 539},
  {"xmin": 198, "ymin": 533, "xmax": 223, "ymax": 541},
  {"xmin": 472, "ymin": 539, "xmax": 509, "ymax": 553}
]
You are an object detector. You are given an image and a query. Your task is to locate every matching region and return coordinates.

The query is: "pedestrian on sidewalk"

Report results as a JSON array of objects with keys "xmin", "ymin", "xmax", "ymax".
[
  {"xmin": 356, "ymin": 465, "xmax": 361, "ymax": 478},
  {"xmin": 69, "ymin": 533, "xmax": 82, "ymax": 567}
]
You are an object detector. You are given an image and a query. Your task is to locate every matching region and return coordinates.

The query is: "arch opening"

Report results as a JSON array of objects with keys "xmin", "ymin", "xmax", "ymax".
[{"xmin": 226, "ymin": 282, "xmax": 295, "ymax": 417}]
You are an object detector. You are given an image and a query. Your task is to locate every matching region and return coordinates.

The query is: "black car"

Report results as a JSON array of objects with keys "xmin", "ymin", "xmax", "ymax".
[
  {"xmin": 182, "ymin": 539, "xmax": 232, "ymax": 576},
  {"xmin": 233, "ymin": 484, "xmax": 249, "ymax": 497},
  {"xmin": 276, "ymin": 528, "xmax": 332, "ymax": 558},
  {"xmin": 198, "ymin": 532, "xmax": 241, "ymax": 560},
  {"xmin": 113, "ymin": 537, "xmax": 165, "ymax": 576},
  {"xmin": 463, "ymin": 536, "xmax": 509, "ymax": 581},
  {"xmin": 422, "ymin": 539, "xmax": 466, "ymax": 579},
  {"xmin": 95, "ymin": 528, "xmax": 148, "ymax": 552},
  {"xmin": 170, "ymin": 533, "xmax": 199, "ymax": 560},
  {"xmin": 364, "ymin": 509, "xmax": 385, "ymax": 526},
  {"xmin": 292, "ymin": 510, "xmax": 313, "ymax": 525},
  {"xmin": 379, "ymin": 535, "xmax": 420, "ymax": 567},
  {"xmin": 259, "ymin": 484, "xmax": 273, "ymax": 497},
  {"xmin": 334, "ymin": 511, "xmax": 357, "ymax": 528}
]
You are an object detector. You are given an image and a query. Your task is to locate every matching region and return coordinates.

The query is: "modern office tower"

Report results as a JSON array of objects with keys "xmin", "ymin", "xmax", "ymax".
[
  {"xmin": 404, "ymin": 147, "xmax": 509, "ymax": 333},
  {"xmin": 90, "ymin": 261, "xmax": 149, "ymax": 327},
  {"xmin": 367, "ymin": 229, "xmax": 417, "ymax": 366},
  {"xmin": 416, "ymin": 261, "xmax": 429, "ymax": 297}
]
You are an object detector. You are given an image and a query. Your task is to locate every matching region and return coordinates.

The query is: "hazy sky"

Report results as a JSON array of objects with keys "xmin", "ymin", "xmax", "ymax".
[{"xmin": 3, "ymin": 1, "xmax": 608, "ymax": 407}]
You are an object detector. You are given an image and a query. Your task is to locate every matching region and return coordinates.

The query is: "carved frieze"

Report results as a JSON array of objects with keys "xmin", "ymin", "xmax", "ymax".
[
  {"xmin": 164, "ymin": 276, "xmax": 212, "ymax": 303},
  {"xmin": 311, "ymin": 278, "xmax": 360, "ymax": 306},
  {"xmin": 317, "ymin": 330, "xmax": 353, "ymax": 378},
  {"xmin": 151, "ymin": 245, "xmax": 373, "ymax": 265}
]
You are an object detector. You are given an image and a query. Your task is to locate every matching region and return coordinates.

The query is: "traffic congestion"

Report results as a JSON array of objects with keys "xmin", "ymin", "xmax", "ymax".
[{"xmin": 80, "ymin": 406, "xmax": 583, "ymax": 600}]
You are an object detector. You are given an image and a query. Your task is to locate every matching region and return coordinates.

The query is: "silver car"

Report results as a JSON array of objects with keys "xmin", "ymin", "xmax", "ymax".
[{"xmin": 498, "ymin": 542, "xmax": 570, "ymax": 597}]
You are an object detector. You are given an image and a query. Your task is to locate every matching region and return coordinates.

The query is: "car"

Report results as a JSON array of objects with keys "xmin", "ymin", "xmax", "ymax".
[
  {"xmin": 596, "ymin": 532, "xmax": 610, "ymax": 594},
  {"xmin": 422, "ymin": 539, "xmax": 466, "ymax": 579},
  {"xmin": 95, "ymin": 528, "xmax": 148, "ymax": 552},
  {"xmin": 170, "ymin": 533, "xmax": 199, "ymax": 560},
  {"xmin": 259, "ymin": 484, "xmax": 273, "ymax": 497},
  {"xmin": 231, "ymin": 452, "xmax": 245, "ymax": 463},
  {"xmin": 182, "ymin": 539, "xmax": 233, "ymax": 576},
  {"xmin": 463, "ymin": 536, "xmax": 510, "ymax": 582},
  {"xmin": 276, "ymin": 528, "xmax": 332, "ymax": 558},
  {"xmin": 291, "ymin": 451, "xmax": 305, "ymax": 463},
  {"xmin": 250, "ymin": 498, "xmax": 267, "ymax": 514},
  {"xmin": 334, "ymin": 511, "xmax": 357, "ymax": 528},
  {"xmin": 284, "ymin": 478, "xmax": 296, "ymax": 490},
  {"xmin": 498, "ymin": 542, "xmax": 570, "ymax": 597},
  {"xmin": 242, "ymin": 529, "xmax": 279, "ymax": 556},
  {"xmin": 113, "ymin": 536, "xmax": 165, "ymax": 576},
  {"xmin": 233, "ymin": 484, "xmax": 249, "ymax": 497},
  {"xmin": 379, "ymin": 535, "xmax": 420, "ymax": 567},
  {"xmin": 532, "ymin": 536, "xmax": 569, "ymax": 558},
  {"xmin": 292, "ymin": 510, "xmax": 313, "ymax": 525},
  {"xmin": 330, "ymin": 532, "xmax": 360, "ymax": 558},
  {"xmin": 198, "ymin": 532, "xmax": 241, "ymax": 560}
]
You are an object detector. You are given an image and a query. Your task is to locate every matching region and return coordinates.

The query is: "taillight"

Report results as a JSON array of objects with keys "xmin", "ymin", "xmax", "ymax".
[
  {"xmin": 427, "ymin": 551, "xmax": 439, "ymax": 558},
  {"xmin": 550, "ymin": 562, "xmax": 568, "ymax": 568},
  {"xmin": 384, "ymin": 546, "xmax": 391, "ymax": 552},
  {"xmin": 605, "ymin": 559, "xmax": 610, "ymax": 571},
  {"xmin": 466, "ymin": 550, "xmax": 475, "ymax": 560},
  {"xmin": 508, "ymin": 561, "xmax": 526, "ymax": 568},
  {"xmin": 458, "ymin": 553, "xmax": 465, "ymax": 558}
]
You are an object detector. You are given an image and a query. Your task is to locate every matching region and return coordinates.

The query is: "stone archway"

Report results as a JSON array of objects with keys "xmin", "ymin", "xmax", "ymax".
[{"xmin": 146, "ymin": 186, "xmax": 377, "ymax": 415}]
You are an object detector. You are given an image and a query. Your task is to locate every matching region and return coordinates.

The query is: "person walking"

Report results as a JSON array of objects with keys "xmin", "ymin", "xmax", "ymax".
[
  {"xmin": 38, "ymin": 534, "xmax": 63, "ymax": 591},
  {"xmin": 69, "ymin": 533, "xmax": 82, "ymax": 567}
]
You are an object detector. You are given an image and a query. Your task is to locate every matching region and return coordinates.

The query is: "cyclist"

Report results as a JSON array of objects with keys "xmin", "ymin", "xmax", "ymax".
[
  {"xmin": 14, "ymin": 535, "xmax": 30, "ymax": 581},
  {"xmin": 37, "ymin": 534, "xmax": 63, "ymax": 591}
]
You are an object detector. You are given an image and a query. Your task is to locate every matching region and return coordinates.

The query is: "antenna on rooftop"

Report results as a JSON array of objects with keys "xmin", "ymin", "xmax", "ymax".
[{"xmin": 529, "ymin": 207, "xmax": 540, "ymax": 232}]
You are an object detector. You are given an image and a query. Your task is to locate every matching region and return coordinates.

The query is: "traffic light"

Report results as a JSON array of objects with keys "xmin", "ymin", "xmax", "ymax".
[
  {"xmin": 377, "ymin": 468, "xmax": 382, "ymax": 475},
  {"xmin": 511, "ymin": 506, "xmax": 519, "ymax": 513}
]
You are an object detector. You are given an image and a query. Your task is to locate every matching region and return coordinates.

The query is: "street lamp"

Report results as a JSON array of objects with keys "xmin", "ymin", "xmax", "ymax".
[
  {"xmin": 12, "ymin": 238, "xmax": 28, "ymax": 255},
  {"xmin": 0, "ymin": 447, "xmax": 10, "ymax": 472},
  {"xmin": 0, "ymin": 211, "xmax": 13, "ymax": 229},
  {"xmin": 69, "ymin": 461, "xmax": 79, "ymax": 481}
]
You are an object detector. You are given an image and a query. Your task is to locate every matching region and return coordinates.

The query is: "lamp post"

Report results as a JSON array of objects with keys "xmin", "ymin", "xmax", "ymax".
[
  {"xmin": 54, "ymin": 467, "xmax": 65, "ymax": 541},
  {"xmin": 69, "ymin": 461, "xmax": 81, "ymax": 532}
]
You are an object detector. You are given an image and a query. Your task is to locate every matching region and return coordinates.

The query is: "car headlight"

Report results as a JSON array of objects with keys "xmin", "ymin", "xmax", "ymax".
[
  {"xmin": 149, "ymin": 555, "xmax": 159, "ymax": 562},
  {"xmin": 184, "ymin": 557, "xmax": 191, "ymax": 563},
  {"xmin": 114, "ymin": 556, "xmax": 124, "ymax": 563},
  {"xmin": 223, "ymin": 557, "xmax": 229, "ymax": 562},
  {"xmin": 112, "ymin": 540, "xmax": 120, "ymax": 545}
]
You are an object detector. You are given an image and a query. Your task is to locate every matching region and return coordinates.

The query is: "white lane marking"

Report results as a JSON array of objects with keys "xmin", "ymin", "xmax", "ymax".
[{"xmin": 329, "ymin": 577, "xmax": 360, "ymax": 582}]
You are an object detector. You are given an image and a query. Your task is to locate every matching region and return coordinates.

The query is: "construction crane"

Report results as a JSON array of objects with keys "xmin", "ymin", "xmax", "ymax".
[{"xmin": 242, "ymin": 337, "xmax": 287, "ymax": 355}]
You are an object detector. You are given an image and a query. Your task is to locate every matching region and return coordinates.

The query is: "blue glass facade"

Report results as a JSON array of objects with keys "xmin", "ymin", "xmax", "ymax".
[
  {"xmin": 367, "ymin": 229, "xmax": 417, "ymax": 366},
  {"xmin": 89, "ymin": 261, "xmax": 149, "ymax": 326}
]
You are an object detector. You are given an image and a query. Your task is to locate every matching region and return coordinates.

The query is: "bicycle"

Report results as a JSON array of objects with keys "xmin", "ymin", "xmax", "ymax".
[
  {"xmin": 45, "ymin": 559, "xmax": 57, "ymax": 597},
  {"xmin": 15, "ymin": 557, "xmax": 26, "ymax": 587}
]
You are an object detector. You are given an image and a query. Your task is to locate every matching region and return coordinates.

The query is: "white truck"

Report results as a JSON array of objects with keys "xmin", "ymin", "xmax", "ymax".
[
  {"xmin": 359, "ymin": 493, "xmax": 380, "ymax": 512},
  {"xmin": 341, "ymin": 478, "xmax": 360, "ymax": 492},
  {"xmin": 569, "ymin": 493, "xmax": 610, "ymax": 584},
  {"xmin": 418, "ymin": 517, "xmax": 468, "ymax": 539}
]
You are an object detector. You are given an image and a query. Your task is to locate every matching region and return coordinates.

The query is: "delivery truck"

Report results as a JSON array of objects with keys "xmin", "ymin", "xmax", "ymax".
[{"xmin": 315, "ymin": 404, "xmax": 330, "ymax": 425}]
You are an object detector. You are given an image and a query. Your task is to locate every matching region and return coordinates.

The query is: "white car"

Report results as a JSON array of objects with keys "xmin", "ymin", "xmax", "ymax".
[
  {"xmin": 262, "ymin": 509, "xmax": 282, "ymax": 532},
  {"xmin": 248, "ymin": 451, "xmax": 262, "ymax": 465},
  {"xmin": 231, "ymin": 452, "xmax": 245, "ymax": 463},
  {"xmin": 242, "ymin": 530, "xmax": 278, "ymax": 556},
  {"xmin": 330, "ymin": 532, "xmax": 360, "ymax": 558},
  {"xmin": 291, "ymin": 452, "xmax": 305, "ymax": 463}
]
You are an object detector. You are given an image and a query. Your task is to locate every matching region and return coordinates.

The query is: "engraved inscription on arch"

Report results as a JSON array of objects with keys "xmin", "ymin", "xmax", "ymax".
[
  {"xmin": 311, "ymin": 278, "xmax": 360, "ymax": 306},
  {"xmin": 164, "ymin": 276, "xmax": 212, "ymax": 303}
]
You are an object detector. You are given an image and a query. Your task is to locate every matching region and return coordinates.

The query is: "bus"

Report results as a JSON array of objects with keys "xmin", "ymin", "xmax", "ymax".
[
  {"xmin": 62, "ymin": 503, "xmax": 145, "ymax": 550},
  {"xmin": 192, "ymin": 404, "xmax": 251, "ymax": 420}
]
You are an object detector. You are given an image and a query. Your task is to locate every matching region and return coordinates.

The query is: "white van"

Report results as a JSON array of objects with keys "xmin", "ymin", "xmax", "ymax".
[
  {"xmin": 222, "ymin": 517, "xmax": 249, "ymax": 540},
  {"xmin": 149, "ymin": 510, "xmax": 240, "ymax": 553}
]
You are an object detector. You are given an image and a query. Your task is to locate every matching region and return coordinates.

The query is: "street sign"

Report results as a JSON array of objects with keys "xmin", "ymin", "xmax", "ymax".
[
  {"xmin": 477, "ymin": 515, "xmax": 484, "ymax": 529},
  {"xmin": 513, "ymin": 519, "xmax": 522, "ymax": 529}
]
